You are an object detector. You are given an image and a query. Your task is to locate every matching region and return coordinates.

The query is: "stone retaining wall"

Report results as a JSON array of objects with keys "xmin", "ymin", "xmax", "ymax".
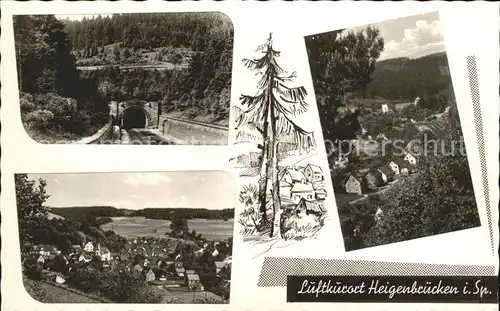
[
  {"xmin": 75, "ymin": 117, "xmax": 113, "ymax": 144},
  {"xmin": 159, "ymin": 116, "xmax": 228, "ymax": 145}
]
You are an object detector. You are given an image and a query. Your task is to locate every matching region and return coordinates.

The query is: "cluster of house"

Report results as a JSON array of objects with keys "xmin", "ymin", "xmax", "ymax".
[
  {"xmin": 279, "ymin": 163, "xmax": 328, "ymax": 216},
  {"xmin": 336, "ymin": 151, "xmax": 418, "ymax": 195},
  {"xmin": 23, "ymin": 237, "xmax": 232, "ymax": 293}
]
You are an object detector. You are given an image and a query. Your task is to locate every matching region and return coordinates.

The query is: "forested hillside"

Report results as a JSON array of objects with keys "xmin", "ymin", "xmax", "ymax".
[
  {"xmin": 50, "ymin": 206, "xmax": 235, "ymax": 221},
  {"xmin": 63, "ymin": 13, "xmax": 234, "ymax": 125},
  {"xmin": 364, "ymin": 52, "xmax": 453, "ymax": 110}
]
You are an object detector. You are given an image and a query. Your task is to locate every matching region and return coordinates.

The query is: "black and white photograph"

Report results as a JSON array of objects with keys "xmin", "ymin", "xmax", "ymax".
[
  {"xmin": 16, "ymin": 171, "xmax": 234, "ymax": 303},
  {"xmin": 13, "ymin": 13, "xmax": 233, "ymax": 145},
  {"xmin": 304, "ymin": 12, "xmax": 481, "ymax": 251}
]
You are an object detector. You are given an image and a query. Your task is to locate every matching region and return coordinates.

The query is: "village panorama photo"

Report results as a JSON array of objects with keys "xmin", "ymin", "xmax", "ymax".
[
  {"xmin": 16, "ymin": 171, "xmax": 235, "ymax": 303},
  {"xmin": 304, "ymin": 11, "xmax": 481, "ymax": 251},
  {"xmin": 13, "ymin": 12, "xmax": 233, "ymax": 145}
]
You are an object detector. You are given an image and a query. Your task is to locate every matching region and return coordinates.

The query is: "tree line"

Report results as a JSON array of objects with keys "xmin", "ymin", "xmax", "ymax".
[
  {"xmin": 62, "ymin": 13, "xmax": 233, "ymax": 53},
  {"xmin": 134, "ymin": 208, "xmax": 235, "ymax": 221},
  {"xmin": 49, "ymin": 205, "xmax": 235, "ymax": 222}
]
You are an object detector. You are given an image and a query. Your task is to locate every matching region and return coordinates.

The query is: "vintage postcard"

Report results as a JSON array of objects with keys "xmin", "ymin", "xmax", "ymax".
[{"xmin": 1, "ymin": 1, "xmax": 498, "ymax": 311}]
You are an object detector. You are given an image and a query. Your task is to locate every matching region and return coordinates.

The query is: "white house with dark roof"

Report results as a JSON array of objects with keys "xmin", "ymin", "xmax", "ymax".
[
  {"xmin": 99, "ymin": 247, "xmax": 111, "ymax": 261},
  {"xmin": 388, "ymin": 160, "xmax": 401, "ymax": 175},
  {"xmin": 84, "ymin": 242, "xmax": 94, "ymax": 252},
  {"xmin": 78, "ymin": 253, "xmax": 92, "ymax": 263},
  {"xmin": 377, "ymin": 165, "xmax": 394, "ymax": 183},
  {"xmin": 290, "ymin": 182, "xmax": 315, "ymax": 203},
  {"xmin": 403, "ymin": 152, "xmax": 417, "ymax": 165},
  {"xmin": 302, "ymin": 164, "xmax": 324, "ymax": 183},
  {"xmin": 390, "ymin": 157, "xmax": 409, "ymax": 175}
]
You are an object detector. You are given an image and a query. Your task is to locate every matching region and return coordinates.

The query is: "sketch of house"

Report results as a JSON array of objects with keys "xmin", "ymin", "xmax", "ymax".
[
  {"xmin": 295, "ymin": 198, "xmax": 326, "ymax": 216},
  {"xmin": 314, "ymin": 188, "xmax": 327, "ymax": 200},
  {"xmin": 345, "ymin": 174, "xmax": 364, "ymax": 195},
  {"xmin": 290, "ymin": 182, "xmax": 315, "ymax": 203},
  {"xmin": 302, "ymin": 164, "xmax": 324, "ymax": 183},
  {"xmin": 280, "ymin": 167, "xmax": 307, "ymax": 184}
]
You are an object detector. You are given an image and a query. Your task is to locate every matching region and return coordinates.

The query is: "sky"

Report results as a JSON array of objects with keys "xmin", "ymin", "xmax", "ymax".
[
  {"xmin": 348, "ymin": 11, "xmax": 445, "ymax": 61},
  {"xmin": 26, "ymin": 171, "xmax": 236, "ymax": 210}
]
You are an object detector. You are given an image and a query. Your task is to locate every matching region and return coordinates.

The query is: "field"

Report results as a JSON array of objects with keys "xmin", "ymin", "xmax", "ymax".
[{"xmin": 101, "ymin": 216, "xmax": 234, "ymax": 241}]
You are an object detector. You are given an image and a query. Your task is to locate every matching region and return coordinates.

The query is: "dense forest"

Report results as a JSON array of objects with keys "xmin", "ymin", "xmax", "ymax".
[
  {"xmin": 365, "ymin": 52, "xmax": 453, "ymax": 102},
  {"xmin": 13, "ymin": 13, "xmax": 233, "ymax": 142},
  {"xmin": 64, "ymin": 13, "xmax": 233, "ymax": 124},
  {"xmin": 14, "ymin": 15, "xmax": 110, "ymax": 142}
]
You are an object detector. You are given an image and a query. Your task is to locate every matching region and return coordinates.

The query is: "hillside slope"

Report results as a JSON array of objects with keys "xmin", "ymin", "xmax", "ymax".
[{"xmin": 365, "ymin": 52, "xmax": 454, "ymax": 103}]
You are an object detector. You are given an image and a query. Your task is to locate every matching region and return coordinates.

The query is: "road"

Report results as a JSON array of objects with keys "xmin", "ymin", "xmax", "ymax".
[{"xmin": 110, "ymin": 126, "xmax": 175, "ymax": 145}]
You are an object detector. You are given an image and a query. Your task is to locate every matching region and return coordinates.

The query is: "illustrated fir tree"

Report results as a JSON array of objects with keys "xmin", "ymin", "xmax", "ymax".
[{"xmin": 235, "ymin": 33, "xmax": 315, "ymax": 237}]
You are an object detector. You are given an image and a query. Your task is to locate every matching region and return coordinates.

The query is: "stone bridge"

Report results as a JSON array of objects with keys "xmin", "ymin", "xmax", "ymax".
[{"xmin": 109, "ymin": 100, "xmax": 159, "ymax": 129}]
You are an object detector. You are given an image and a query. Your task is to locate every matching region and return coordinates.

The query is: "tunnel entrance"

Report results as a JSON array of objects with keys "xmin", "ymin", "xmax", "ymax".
[{"xmin": 122, "ymin": 106, "xmax": 147, "ymax": 129}]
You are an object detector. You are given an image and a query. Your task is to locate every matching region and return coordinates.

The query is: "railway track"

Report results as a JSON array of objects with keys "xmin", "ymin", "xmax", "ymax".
[{"xmin": 111, "ymin": 126, "xmax": 175, "ymax": 145}]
